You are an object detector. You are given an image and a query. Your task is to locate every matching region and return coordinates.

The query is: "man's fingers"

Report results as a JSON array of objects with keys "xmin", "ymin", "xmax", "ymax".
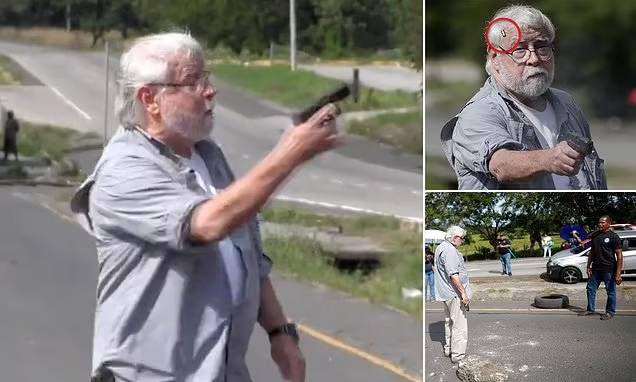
[{"xmin": 306, "ymin": 103, "xmax": 339, "ymax": 126}]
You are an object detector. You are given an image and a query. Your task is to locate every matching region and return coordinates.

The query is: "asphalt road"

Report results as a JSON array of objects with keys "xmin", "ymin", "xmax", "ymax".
[
  {"xmin": 425, "ymin": 310, "xmax": 636, "ymax": 381},
  {"xmin": 0, "ymin": 41, "xmax": 422, "ymax": 221},
  {"xmin": 466, "ymin": 257, "xmax": 550, "ymax": 278},
  {"xmin": 0, "ymin": 186, "xmax": 421, "ymax": 381}
]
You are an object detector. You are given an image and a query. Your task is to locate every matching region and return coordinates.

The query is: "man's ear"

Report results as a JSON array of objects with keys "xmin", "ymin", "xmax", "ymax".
[
  {"xmin": 490, "ymin": 51, "xmax": 501, "ymax": 73},
  {"xmin": 138, "ymin": 86, "xmax": 161, "ymax": 116}
]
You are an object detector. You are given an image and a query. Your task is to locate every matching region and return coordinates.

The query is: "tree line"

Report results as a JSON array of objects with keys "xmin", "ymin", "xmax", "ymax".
[
  {"xmin": 425, "ymin": 193, "xmax": 636, "ymax": 252},
  {"xmin": 0, "ymin": 0, "xmax": 422, "ymax": 69}
]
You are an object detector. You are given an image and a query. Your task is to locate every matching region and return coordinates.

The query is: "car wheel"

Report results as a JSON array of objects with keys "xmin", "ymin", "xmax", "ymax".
[
  {"xmin": 560, "ymin": 266, "xmax": 582, "ymax": 284},
  {"xmin": 534, "ymin": 294, "xmax": 570, "ymax": 309}
]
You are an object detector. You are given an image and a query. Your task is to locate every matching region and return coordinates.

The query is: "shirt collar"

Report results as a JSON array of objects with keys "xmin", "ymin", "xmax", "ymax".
[{"xmin": 486, "ymin": 76, "xmax": 570, "ymax": 126}]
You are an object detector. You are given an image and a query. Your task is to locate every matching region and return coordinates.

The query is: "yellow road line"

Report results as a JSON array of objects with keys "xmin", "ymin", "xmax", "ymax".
[{"xmin": 297, "ymin": 323, "xmax": 422, "ymax": 382}]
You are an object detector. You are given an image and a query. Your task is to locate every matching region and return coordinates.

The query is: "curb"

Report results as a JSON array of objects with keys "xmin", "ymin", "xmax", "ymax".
[{"xmin": 0, "ymin": 178, "xmax": 77, "ymax": 187}]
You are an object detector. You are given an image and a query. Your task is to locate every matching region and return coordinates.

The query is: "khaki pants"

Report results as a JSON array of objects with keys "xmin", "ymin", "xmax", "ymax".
[{"xmin": 443, "ymin": 297, "xmax": 468, "ymax": 358}]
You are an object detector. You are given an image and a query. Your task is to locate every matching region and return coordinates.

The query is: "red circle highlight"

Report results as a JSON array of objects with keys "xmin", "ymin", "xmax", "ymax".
[{"xmin": 485, "ymin": 17, "xmax": 522, "ymax": 54}]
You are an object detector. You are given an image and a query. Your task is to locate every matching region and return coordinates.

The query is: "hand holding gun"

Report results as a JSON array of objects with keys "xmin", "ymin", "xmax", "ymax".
[
  {"xmin": 561, "ymin": 130, "xmax": 594, "ymax": 156},
  {"xmin": 292, "ymin": 84, "xmax": 351, "ymax": 125}
]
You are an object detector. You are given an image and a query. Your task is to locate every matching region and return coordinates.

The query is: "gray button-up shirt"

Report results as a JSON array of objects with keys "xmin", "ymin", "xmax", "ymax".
[
  {"xmin": 434, "ymin": 240, "xmax": 472, "ymax": 302},
  {"xmin": 441, "ymin": 77, "xmax": 607, "ymax": 190},
  {"xmin": 71, "ymin": 126, "xmax": 272, "ymax": 382}
]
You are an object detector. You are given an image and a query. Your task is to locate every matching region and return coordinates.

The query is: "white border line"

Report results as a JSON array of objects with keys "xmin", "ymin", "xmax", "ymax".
[
  {"xmin": 49, "ymin": 85, "xmax": 92, "ymax": 120},
  {"xmin": 275, "ymin": 194, "xmax": 422, "ymax": 223}
]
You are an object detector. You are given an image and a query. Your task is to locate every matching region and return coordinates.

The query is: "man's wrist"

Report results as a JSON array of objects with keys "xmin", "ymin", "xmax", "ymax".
[{"xmin": 268, "ymin": 322, "xmax": 300, "ymax": 344}]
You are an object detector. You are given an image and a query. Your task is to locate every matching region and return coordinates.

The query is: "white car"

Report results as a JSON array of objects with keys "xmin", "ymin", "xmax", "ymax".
[{"xmin": 546, "ymin": 231, "xmax": 636, "ymax": 284}]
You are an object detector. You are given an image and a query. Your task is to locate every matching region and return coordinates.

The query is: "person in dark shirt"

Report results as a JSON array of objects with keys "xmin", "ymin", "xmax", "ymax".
[
  {"xmin": 497, "ymin": 236, "xmax": 514, "ymax": 276},
  {"xmin": 581, "ymin": 215, "xmax": 623, "ymax": 320},
  {"xmin": 3, "ymin": 110, "xmax": 20, "ymax": 161},
  {"xmin": 425, "ymin": 245, "xmax": 436, "ymax": 302}
]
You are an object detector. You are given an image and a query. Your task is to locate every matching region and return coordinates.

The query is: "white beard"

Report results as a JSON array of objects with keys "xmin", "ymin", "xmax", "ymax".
[
  {"xmin": 497, "ymin": 65, "xmax": 555, "ymax": 99},
  {"xmin": 164, "ymin": 109, "xmax": 214, "ymax": 143}
]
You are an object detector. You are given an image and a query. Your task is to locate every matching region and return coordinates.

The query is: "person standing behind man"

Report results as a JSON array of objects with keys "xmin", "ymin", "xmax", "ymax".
[
  {"xmin": 425, "ymin": 245, "xmax": 435, "ymax": 302},
  {"xmin": 3, "ymin": 110, "xmax": 20, "ymax": 161},
  {"xmin": 542, "ymin": 235, "xmax": 553, "ymax": 258},
  {"xmin": 582, "ymin": 216, "xmax": 623, "ymax": 320},
  {"xmin": 497, "ymin": 235, "xmax": 513, "ymax": 276},
  {"xmin": 434, "ymin": 226, "xmax": 472, "ymax": 363}
]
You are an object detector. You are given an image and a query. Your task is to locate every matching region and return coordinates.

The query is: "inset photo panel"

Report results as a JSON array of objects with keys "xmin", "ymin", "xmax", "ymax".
[
  {"xmin": 426, "ymin": 2, "xmax": 636, "ymax": 190},
  {"xmin": 424, "ymin": 192, "xmax": 636, "ymax": 380}
]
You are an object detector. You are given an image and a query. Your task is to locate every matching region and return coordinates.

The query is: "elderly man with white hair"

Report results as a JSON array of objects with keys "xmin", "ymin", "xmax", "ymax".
[
  {"xmin": 441, "ymin": 5, "xmax": 607, "ymax": 190},
  {"xmin": 71, "ymin": 32, "xmax": 341, "ymax": 382},
  {"xmin": 433, "ymin": 225, "xmax": 472, "ymax": 363}
]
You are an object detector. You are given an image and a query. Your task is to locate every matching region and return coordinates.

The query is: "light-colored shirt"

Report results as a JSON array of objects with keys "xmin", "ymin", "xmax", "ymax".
[
  {"xmin": 433, "ymin": 240, "xmax": 473, "ymax": 301},
  {"xmin": 512, "ymin": 98, "xmax": 589, "ymax": 190},
  {"xmin": 441, "ymin": 76, "xmax": 607, "ymax": 190},
  {"xmin": 542, "ymin": 236, "xmax": 553, "ymax": 247},
  {"xmin": 71, "ymin": 126, "xmax": 272, "ymax": 382},
  {"xmin": 188, "ymin": 149, "xmax": 246, "ymax": 306}
]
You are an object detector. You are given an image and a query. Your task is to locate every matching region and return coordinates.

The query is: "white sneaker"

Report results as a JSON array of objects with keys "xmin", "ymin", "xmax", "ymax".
[
  {"xmin": 451, "ymin": 355, "xmax": 465, "ymax": 363},
  {"xmin": 444, "ymin": 348, "xmax": 451, "ymax": 357}
]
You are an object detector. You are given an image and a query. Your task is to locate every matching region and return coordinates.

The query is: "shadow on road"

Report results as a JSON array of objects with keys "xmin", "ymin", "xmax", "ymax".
[{"xmin": 427, "ymin": 320, "xmax": 445, "ymax": 344}]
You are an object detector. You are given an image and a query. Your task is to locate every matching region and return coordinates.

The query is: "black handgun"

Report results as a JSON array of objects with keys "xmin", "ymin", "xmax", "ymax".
[
  {"xmin": 562, "ymin": 130, "xmax": 594, "ymax": 156},
  {"xmin": 292, "ymin": 84, "xmax": 351, "ymax": 125}
]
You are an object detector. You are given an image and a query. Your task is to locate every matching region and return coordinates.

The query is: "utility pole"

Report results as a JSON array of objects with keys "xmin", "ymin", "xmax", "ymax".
[
  {"xmin": 103, "ymin": 41, "xmax": 110, "ymax": 146},
  {"xmin": 66, "ymin": 1, "xmax": 71, "ymax": 32},
  {"xmin": 289, "ymin": 0, "xmax": 297, "ymax": 71}
]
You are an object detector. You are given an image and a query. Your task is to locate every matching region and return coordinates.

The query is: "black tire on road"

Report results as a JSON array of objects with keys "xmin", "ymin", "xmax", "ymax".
[
  {"xmin": 560, "ymin": 266, "xmax": 582, "ymax": 284},
  {"xmin": 534, "ymin": 294, "xmax": 570, "ymax": 309}
]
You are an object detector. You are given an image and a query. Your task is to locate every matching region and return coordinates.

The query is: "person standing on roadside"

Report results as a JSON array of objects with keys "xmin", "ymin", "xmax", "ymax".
[
  {"xmin": 425, "ymin": 245, "xmax": 436, "ymax": 302},
  {"xmin": 542, "ymin": 235, "xmax": 553, "ymax": 258},
  {"xmin": 497, "ymin": 235, "xmax": 513, "ymax": 276},
  {"xmin": 581, "ymin": 216, "xmax": 623, "ymax": 320},
  {"xmin": 434, "ymin": 226, "xmax": 472, "ymax": 363},
  {"xmin": 3, "ymin": 110, "xmax": 20, "ymax": 161}
]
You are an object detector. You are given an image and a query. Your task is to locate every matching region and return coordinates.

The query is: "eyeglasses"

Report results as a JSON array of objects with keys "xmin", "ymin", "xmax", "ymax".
[
  {"xmin": 148, "ymin": 71, "xmax": 214, "ymax": 94},
  {"xmin": 506, "ymin": 44, "xmax": 554, "ymax": 63}
]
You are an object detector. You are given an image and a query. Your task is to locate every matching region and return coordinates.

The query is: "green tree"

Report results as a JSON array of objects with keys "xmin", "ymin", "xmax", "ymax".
[
  {"xmin": 395, "ymin": 0, "xmax": 422, "ymax": 69},
  {"xmin": 426, "ymin": 192, "xmax": 514, "ymax": 251}
]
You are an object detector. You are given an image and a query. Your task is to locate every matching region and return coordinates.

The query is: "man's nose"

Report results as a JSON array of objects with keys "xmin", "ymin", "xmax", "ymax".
[
  {"xmin": 203, "ymin": 86, "xmax": 217, "ymax": 101},
  {"xmin": 525, "ymin": 49, "xmax": 541, "ymax": 65}
]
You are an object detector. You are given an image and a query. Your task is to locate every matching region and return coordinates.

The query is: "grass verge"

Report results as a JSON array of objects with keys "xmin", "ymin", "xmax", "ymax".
[
  {"xmin": 262, "ymin": 206, "xmax": 422, "ymax": 319},
  {"xmin": 262, "ymin": 205, "xmax": 402, "ymax": 236},
  {"xmin": 264, "ymin": 236, "xmax": 422, "ymax": 319},
  {"xmin": 454, "ymin": 232, "xmax": 566, "ymax": 261},
  {"xmin": 347, "ymin": 110, "xmax": 422, "ymax": 156},
  {"xmin": 211, "ymin": 63, "xmax": 419, "ymax": 111},
  {"xmin": 0, "ymin": 27, "xmax": 126, "ymax": 51},
  {"xmin": 0, "ymin": 120, "xmax": 94, "ymax": 161},
  {"xmin": 0, "ymin": 55, "xmax": 20, "ymax": 85},
  {"xmin": 0, "ymin": 54, "xmax": 43, "ymax": 85}
]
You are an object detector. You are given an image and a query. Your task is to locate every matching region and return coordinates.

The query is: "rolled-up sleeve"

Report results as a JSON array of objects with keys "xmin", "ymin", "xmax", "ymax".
[
  {"xmin": 90, "ymin": 155, "xmax": 209, "ymax": 251},
  {"xmin": 453, "ymin": 101, "xmax": 524, "ymax": 174}
]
